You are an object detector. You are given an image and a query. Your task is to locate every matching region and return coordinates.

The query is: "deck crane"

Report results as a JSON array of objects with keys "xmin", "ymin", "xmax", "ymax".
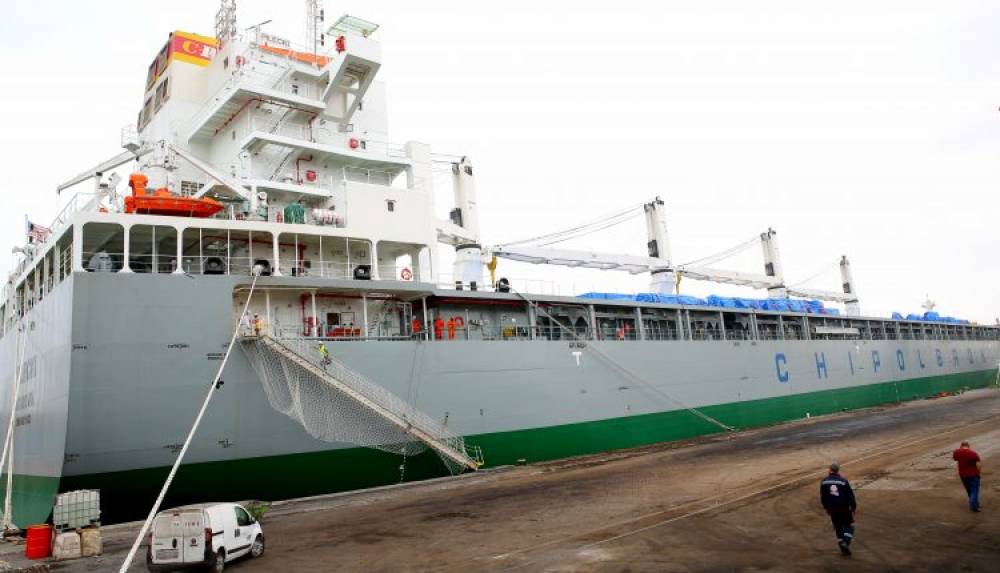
[
  {"xmin": 57, "ymin": 136, "xmax": 258, "ymax": 209},
  {"xmin": 489, "ymin": 197, "xmax": 861, "ymax": 315}
]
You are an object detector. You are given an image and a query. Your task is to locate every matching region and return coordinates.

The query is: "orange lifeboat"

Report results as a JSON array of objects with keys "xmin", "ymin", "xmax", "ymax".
[{"xmin": 124, "ymin": 173, "xmax": 224, "ymax": 218}]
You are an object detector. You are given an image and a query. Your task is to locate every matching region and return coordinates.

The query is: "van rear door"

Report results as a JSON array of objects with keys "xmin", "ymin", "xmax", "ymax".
[
  {"xmin": 180, "ymin": 511, "xmax": 206, "ymax": 563},
  {"xmin": 151, "ymin": 510, "xmax": 205, "ymax": 565}
]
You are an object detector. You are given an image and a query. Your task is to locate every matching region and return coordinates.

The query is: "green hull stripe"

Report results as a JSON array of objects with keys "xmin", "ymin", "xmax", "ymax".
[
  {"xmin": 469, "ymin": 368, "xmax": 998, "ymax": 464},
  {"xmin": 0, "ymin": 474, "xmax": 62, "ymax": 528},
  {"xmin": 52, "ymin": 368, "xmax": 998, "ymax": 523}
]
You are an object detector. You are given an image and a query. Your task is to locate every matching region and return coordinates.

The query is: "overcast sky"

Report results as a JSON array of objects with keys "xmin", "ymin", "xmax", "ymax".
[{"xmin": 1, "ymin": 1, "xmax": 998, "ymax": 322}]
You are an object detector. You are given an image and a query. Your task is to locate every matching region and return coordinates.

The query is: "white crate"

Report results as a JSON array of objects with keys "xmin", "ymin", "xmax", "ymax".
[{"xmin": 53, "ymin": 489, "xmax": 101, "ymax": 530}]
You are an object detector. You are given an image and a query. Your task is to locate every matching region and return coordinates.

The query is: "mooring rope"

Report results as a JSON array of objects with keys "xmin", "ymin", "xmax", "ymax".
[
  {"xmin": 119, "ymin": 271, "xmax": 260, "ymax": 572},
  {"xmin": 0, "ymin": 322, "xmax": 27, "ymax": 532}
]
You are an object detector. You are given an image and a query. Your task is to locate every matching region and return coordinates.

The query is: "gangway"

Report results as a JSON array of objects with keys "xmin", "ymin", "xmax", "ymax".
[{"xmin": 239, "ymin": 335, "xmax": 480, "ymax": 473}]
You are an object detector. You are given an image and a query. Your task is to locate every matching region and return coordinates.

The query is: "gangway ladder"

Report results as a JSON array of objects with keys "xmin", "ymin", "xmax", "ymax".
[{"xmin": 243, "ymin": 335, "xmax": 481, "ymax": 472}]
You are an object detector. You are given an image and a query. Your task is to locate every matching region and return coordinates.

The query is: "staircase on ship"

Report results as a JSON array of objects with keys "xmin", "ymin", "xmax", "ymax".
[{"xmin": 239, "ymin": 335, "xmax": 481, "ymax": 473}]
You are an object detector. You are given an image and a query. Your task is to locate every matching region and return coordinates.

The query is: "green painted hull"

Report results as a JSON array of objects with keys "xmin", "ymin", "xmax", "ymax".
[
  {"xmin": 56, "ymin": 368, "xmax": 997, "ymax": 523},
  {"xmin": 0, "ymin": 474, "xmax": 63, "ymax": 527}
]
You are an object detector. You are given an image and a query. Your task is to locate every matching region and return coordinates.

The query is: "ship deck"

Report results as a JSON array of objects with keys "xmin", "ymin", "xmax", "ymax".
[{"xmin": 8, "ymin": 385, "xmax": 999, "ymax": 572}]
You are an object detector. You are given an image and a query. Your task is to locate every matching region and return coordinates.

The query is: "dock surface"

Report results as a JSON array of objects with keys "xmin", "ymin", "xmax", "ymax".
[{"xmin": 8, "ymin": 387, "xmax": 1000, "ymax": 572}]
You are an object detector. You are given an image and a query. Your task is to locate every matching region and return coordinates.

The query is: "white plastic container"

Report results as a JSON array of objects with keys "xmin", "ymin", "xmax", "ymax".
[{"xmin": 53, "ymin": 489, "xmax": 101, "ymax": 530}]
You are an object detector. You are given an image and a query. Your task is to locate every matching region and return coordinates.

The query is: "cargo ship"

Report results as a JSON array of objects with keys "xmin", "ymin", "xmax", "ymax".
[{"xmin": 2, "ymin": 2, "xmax": 997, "ymax": 526}]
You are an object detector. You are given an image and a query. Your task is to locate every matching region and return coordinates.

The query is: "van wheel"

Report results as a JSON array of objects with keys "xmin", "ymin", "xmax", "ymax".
[
  {"xmin": 250, "ymin": 534, "xmax": 265, "ymax": 558},
  {"xmin": 208, "ymin": 550, "xmax": 225, "ymax": 572}
]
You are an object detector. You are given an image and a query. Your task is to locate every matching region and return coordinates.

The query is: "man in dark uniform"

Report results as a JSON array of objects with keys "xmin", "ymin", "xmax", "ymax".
[{"xmin": 820, "ymin": 462, "xmax": 857, "ymax": 555}]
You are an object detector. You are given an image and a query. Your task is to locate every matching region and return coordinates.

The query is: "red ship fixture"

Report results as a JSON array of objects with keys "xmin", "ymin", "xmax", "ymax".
[{"xmin": 124, "ymin": 173, "xmax": 224, "ymax": 218}]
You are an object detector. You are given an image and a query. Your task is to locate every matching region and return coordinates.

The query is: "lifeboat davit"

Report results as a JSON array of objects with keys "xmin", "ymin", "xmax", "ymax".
[{"xmin": 124, "ymin": 173, "xmax": 224, "ymax": 218}]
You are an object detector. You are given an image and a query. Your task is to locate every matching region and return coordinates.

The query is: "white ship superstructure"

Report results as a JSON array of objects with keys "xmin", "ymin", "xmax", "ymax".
[{"xmin": 1, "ymin": 4, "xmax": 998, "ymax": 527}]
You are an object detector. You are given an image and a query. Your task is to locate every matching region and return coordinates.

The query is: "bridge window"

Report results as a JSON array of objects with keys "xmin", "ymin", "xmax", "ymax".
[
  {"xmin": 82, "ymin": 222, "xmax": 125, "ymax": 272},
  {"xmin": 181, "ymin": 228, "xmax": 275, "ymax": 275},
  {"xmin": 276, "ymin": 233, "xmax": 373, "ymax": 279},
  {"xmin": 129, "ymin": 225, "xmax": 178, "ymax": 273}
]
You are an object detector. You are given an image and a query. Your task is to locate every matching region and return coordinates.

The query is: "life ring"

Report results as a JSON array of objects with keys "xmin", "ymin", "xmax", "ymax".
[
  {"xmin": 453, "ymin": 316, "xmax": 465, "ymax": 327},
  {"xmin": 400, "ymin": 267, "xmax": 413, "ymax": 281}
]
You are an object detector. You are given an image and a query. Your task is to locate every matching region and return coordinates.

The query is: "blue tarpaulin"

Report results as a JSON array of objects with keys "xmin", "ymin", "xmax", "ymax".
[
  {"xmin": 576, "ymin": 293, "xmax": 975, "ymax": 323},
  {"xmin": 580, "ymin": 292, "xmax": 832, "ymax": 314}
]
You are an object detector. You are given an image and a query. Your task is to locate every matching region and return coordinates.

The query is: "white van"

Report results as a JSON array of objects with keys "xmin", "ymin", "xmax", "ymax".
[{"xmin": 146, "ymin": 502, "xmax": 264, "ymax": 572}]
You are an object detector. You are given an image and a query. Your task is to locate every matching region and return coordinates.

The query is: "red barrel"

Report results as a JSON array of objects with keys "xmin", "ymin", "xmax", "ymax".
[{"xmin": 25, "ymin": 524, "xmax": 52, "ymax": 559}]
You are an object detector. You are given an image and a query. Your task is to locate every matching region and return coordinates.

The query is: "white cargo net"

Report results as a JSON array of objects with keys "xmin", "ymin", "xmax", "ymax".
[{"xmin": 239, "ymin": 336, "xmax": 479, "ymax": 475}]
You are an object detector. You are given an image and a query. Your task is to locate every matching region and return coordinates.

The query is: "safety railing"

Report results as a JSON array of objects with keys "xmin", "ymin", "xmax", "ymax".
[
  {"xmin": 58, "ymin": 244, "xmax": 73, "ymax": 280},
  {"xmin": 274, "ymin": 260, "xmax": 355, "ymax": 279},
  {"xmin": 124, "ymin": 254, "xmax": 179, "ymax": 274},
  {"xmin": 9, "ymin": 191, "xmax": 98, "ymax": 282},
  {"xmin": 184, "ymin": 57, "xmax": 324, "ymax": 139},
  {"xmin": 48, "ymin": 192, "xmax": 100, "ymax": 241},
  {"xmin": 386, "ymin": 143, "xmax": 408, "ymax": 159},
  {"xmin": 433, "ymin": 274, "xmax": 566, "ymax": 296},
  {"xmin": 81, "ymin": 250, "xmax": 124, "ymax": 273},
  {"xmin": 343, "ymin": 166, "xmax": 396, "ymax": 186},
  {"xmin": 249, "ymin": 114, "xmax": 315, "ymax": 142},
  {"xmin": 642, "ymin": 328, "xmax": 683, "ymax": 341}
]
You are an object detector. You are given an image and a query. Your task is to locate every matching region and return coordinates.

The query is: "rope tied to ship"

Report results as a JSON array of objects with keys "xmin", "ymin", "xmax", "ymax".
[{"xmin": 119, "ymin": 270, "xmax": 262, "ymax": 573}]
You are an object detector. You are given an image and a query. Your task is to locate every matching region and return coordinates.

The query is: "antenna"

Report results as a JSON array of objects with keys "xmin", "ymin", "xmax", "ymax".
[
  {"xmin": 216, "ymin": 0, "xmax": 238, "ymax": 48},
  {"xmin": 305, "ymin": 0, "xmax": 325, "ymax": 55}
]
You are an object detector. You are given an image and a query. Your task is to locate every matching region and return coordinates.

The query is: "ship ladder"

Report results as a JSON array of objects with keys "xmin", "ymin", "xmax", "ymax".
[{"xmin": 240, "ymin": 335, "xmax": 480, "ymax": 473}]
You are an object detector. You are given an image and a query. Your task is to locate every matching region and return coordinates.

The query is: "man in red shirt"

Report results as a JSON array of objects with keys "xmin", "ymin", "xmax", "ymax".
[{"xmin": 952, "ymin": 441, "xmax": 982, "ymax": 512}]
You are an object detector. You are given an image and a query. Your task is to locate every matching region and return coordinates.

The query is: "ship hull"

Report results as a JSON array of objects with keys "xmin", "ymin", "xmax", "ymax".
[
  {"xmin": 3, "ymin": 272, "xmax": 998, "ymax": 524},
  {"xmin": 59, "ymin": 368, "xmax": 996, "ymax": 523},
  {"xmin": 0, "ymin": 275, "xmax": 73, "ymax": 527}
]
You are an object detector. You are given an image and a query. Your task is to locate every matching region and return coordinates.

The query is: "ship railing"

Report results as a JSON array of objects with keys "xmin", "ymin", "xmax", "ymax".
[
  {"xmin": 41, "ymin": 191, "xmax": 100, "ymax": 246},
  {"xmin": 342, "ymin": 167, "xmax": 426, "ymax": 192},
  {"xmin": 184, "ymin": 61, "xmax": 323, "ymax": 140},
  {"xmin": 275, "ymin": 260, "xmax": 353, "ymax": 279},
  {"xmin": 642, "ymin": 328, "xmax": 684, "ymax": 341},
  {"xmin": 264, "ymin": 168, "xmax": 332, "ymax": 191},
  {"xmin": 241, "ymin": 65, "xmax": 322, "ymax": 101},
  {"xmin": 80, "ymin": 249, "xmax": 125, "ymax": 273},
  {"xmin": 245, "ymin": 109, "xmax": 412, "ymax": 162},
  {"xmin": 266, "ymin": 326, "xmax": 412, "ymax": 342},
  {"xmin": 433, "ymin": 275, "xmax": 567, "ymax": 297},
  {"xmin": 249, "ymin": 113, "xmax": 316, "ymax": 142},
  {"xmin": 343, "ymin": 166, "xmax": 397, "ymax": 187},
  {"xmin": 386, "ymin": 143, "xmax": 408, "ymax": 159},
  {"xmin": 204, "ymin": 201, "xmax": 346, "ymax": 228},
  {"xmin": 687, "ymin": 328, "xmax": 727, "ymax": 341},
  {"xmin": 59, "ymin": 243, "xmax": 73, "ymax": 279},
  {"xmin": 79, "ymin": 253, "xmax": 267, "ymax": 276},
  {"xmin": 322, "ymin": 324, "xmax": 778, "ymax": 343}
]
